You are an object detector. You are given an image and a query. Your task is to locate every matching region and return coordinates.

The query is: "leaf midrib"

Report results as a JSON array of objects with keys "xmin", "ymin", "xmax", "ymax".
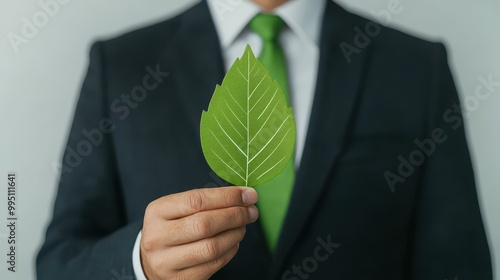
[{"xmin": 245, "ymin": 50, "xmax": 250, "ymax": 185}]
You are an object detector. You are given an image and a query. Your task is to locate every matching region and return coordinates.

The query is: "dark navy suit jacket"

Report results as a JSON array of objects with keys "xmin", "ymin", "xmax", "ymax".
[{"xmin": 37, "ymin": 1, "xmax": 492, "ymax": 279}]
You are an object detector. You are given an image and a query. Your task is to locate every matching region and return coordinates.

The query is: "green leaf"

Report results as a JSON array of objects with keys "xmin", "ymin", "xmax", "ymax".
[{"xmin": 200, "ymin": 45, "xmax": 296, "ymax": 187}]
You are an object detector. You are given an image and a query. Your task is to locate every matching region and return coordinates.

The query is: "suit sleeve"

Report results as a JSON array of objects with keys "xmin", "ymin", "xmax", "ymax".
[
  {"xmin": 406, "ymin": 43, "xmax": 492, "ymax": 279},
  {"xmin": 37, "ymin": 42, "xmax": 142, "ymax": 279}
]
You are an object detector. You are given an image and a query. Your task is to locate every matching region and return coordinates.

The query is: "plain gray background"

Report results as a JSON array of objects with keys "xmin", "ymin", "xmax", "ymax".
[{"xmin": 0, "ymin": 0, "xmax": 498, "ymax": 279}]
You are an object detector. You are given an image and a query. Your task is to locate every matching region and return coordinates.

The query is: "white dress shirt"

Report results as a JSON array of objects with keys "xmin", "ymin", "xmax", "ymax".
[{"xmin": 133, "ymin": 0, "xmax": 325, "ymax": 278}]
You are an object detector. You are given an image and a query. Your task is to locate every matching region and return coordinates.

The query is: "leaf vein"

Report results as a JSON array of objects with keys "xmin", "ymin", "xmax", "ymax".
[
  {"xmin": 249, "ymin": 102, "xmax": 280, "ymax": 144},
  {"xmin": 221, "ymin": 111, "xmax": 244, "ymax": 140},
  {"xmin": 257, "ymin": 88, "xmax": 278, "ymax": 119},
  {"xmin": 212, "ymin": 150, "xmax": 246, "ymax": 181},
  {"xmin": 256, "ymin": 156, "xmax": 288, "ymax": 180},
  {"xmin": 237, "ymin": 68, "xmax": 248, "ymax": 82},
  {"xmin": 210, "ymin": 129, "xmax": 245, "ymax": 172},
  {"xmin": 249, "ymin": 115, "xmax": 291, "ymax": 163},
  {"xmin": 224, "ymin": 99, "xmax": 247, "ymax": 131},
  {"xmin": 227, "ymin": 88, "xmax": 245, "ymax": 112},
  {"xmin": 249, "ymin": 127, "xmax": 291, "ymax": 170},
  {"xmin": 250, "ymin": 85, "xmax": 271, "ymax": 112},
  {"xmin": 214, "ymin": 115, "xmax": 246, "ymax": 156},
  {"xmin": 249, "ymin": 75, "xmax": 266, "ymax": 99}
]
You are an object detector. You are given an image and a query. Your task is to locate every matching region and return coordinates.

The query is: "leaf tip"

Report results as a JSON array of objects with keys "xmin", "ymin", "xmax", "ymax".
[{"xmin": 243, "ymin": 44, "xmax": 256, "ymax": 60}]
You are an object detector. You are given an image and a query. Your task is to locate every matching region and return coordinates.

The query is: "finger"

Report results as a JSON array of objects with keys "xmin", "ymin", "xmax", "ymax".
[
  {"xmin": 164, "ymin": 205, "xmax": 258, "ymax": 246},
  {"xmin": 141, "ymin": 241, "xmax": 240, "ymax": 280},
  {"xmin": 175, "ymin": 244, "xmax": 240, "ymax": 280},
  {"xmin": 178, "ymin": 244, "xmax": 240, "ymax": 280},
  {"xmin": 153, "ymin": 187, "xmax": 258, "ymax": 220},
  {"xmin": 166, "ymin": 226, "xmax": 246, "ymax": 270}
]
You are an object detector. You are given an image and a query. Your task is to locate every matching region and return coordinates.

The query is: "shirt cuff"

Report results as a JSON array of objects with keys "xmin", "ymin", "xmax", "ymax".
[{"xmin": 132, "ymin": 230, "xmax": 148, "ymax": 280}]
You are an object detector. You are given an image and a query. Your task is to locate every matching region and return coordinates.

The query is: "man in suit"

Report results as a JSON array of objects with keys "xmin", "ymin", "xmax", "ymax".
[{"xmin": 37, "ymin": 0, "xmax": 492, "ymax": 279}]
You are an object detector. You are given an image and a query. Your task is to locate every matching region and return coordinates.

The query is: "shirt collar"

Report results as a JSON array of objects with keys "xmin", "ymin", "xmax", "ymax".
[{"xmin": 207, "ymin": 0, "xmax": 326, "ymax": 48}]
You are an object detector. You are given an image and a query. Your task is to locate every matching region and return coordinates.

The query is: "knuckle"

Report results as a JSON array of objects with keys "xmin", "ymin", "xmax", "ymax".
[
  {"xmin": 144, "ymin": 200, "xmax": 159, "ymax": 222},
  {"xmin": 148, "ymin": 255, "xmax": 166, "ymax": 273},
  {"xmin": 227, "ymin": 228, "xmax": 245, "ymax": 245},
  {"xmin": 211, "ymin": 257, "xmax": 226, "ymax": 269},
  {"xmin": 141, "ymin": 234, "xmax": 158, "ymax": 252},
  {"xmin": 191, "ymin": 215, "xmax": 213, "ymax": 236},
  {"xmin": 209, "ymin": 253, "xmax": 231, "ymax": 270},
  {"xmin": 186, "ymin": 189, "xmax": 205, "ymax": 212},
  {"xmin": 234, "ymin": 206, "xmax": 249, "ymax": 223},
  {"xmin": 201, "ymin": 239, "xmax": 220, "ymax": 259},
  {"xmin": 225, "ymin": 207, "xmax": 248, "ymax": 227},
  {"xmin": 144, "ymin": 201, "xmax": 158, "ymax": 219},
  {"xmin": 236, "ymin": 227, "xmax": 246, "ymax": 240}
]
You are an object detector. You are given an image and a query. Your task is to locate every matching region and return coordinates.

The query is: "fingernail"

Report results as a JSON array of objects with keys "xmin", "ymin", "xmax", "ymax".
[
  {"xmin": 242, "ymin": 188, "xmax": 258, "ymax": 204},
  {"xmin": 248, "ymin": 205, "xmax": 259, "ymax": 222}
]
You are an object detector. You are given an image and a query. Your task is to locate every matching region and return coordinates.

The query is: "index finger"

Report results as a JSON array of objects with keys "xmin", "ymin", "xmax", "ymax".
[{"xmin": 155, "ymin": 187, "xmax": 258, "ymax": 220}]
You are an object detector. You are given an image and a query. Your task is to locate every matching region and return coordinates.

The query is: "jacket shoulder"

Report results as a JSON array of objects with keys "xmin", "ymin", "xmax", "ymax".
[
  {"xmin": 90, "ymin": 2, "xmax": 203, "ymax": 63},
  {"xmin": 336, "ymin": 4, "xmax": 446, "ymax": 59}
]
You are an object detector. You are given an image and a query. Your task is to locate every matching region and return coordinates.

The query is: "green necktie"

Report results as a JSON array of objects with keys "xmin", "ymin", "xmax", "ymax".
[{"xmin": 250, "ymin": 13, "xmax": 295, "ymax": 252}]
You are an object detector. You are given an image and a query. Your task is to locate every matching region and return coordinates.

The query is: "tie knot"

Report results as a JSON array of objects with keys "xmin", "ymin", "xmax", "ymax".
[{"xmin": 249, "ymin": 13, "xmax": 286, "ymax": 41}]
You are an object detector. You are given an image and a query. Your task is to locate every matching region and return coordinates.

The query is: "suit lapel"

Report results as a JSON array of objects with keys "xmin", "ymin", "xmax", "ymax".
[
  {"xmin": 168, "ymin": 1, "xmax": 226, "ymax": 138},
  {"xmin": 270, "ymin": 1, "xmax": 374, "ymax": 277}
]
